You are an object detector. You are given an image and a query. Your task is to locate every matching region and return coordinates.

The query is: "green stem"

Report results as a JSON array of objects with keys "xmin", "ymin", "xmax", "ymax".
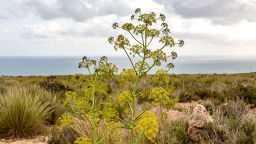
[
  {"xmin": 122, "ymin": 47, "xmax": 138, "ymax": 75},
  {"xmin": 86, "ymin": 66, "xmax": 98, "ymax": 144},
  {"xmin": 92, "ymin": 77, "xmax": 98, "ymax": 144},
  {"xmin": 130, "ymin": 52, "xmax": 146, "ymax": 144},
  {"xmin": 129, "ymin": 25, "xmax": 149, "ymax": 144},
  {"xmin": 128, "ymin": 30, "xmax": 143, "ymax": 46},
  {"xmin": 147, "ymin": 36, "xmax": 154, "ymax": 47}
]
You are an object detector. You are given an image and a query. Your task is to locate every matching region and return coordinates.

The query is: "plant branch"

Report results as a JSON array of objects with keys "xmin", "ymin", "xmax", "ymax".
[
  {"xmin": 128, "ymin": 31, "xmax": 143, "ymax": 45},
  {"xmin": 134, "ymin": 104, "xmax": 153, "ymax": 121},
  {"xmin": 122, "ymin": 48, "xmax": 138, "ymax": 75},
  {"xmin": 145, "ymin": 63, "xmax": 155, "ymax": 74},
  {"xmin": 147, "ymin": 36, "xmax": 154, "ymax": 47}
]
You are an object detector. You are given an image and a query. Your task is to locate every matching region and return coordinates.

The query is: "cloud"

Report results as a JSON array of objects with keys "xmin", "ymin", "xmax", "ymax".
[
  {"xmin": 23, "ymin": 0, "xmax": 132, "ymax": 21},
  {"xmin": 0, "ymin": 0, "xmax": 28, "ymax": 19},
  {"xmin": 20, "ymin": 15, "xmax": 118, "ymax": 38},
  {"xmin": 156, "ymin": 0, "xmax": 256, "ymax": 24}
]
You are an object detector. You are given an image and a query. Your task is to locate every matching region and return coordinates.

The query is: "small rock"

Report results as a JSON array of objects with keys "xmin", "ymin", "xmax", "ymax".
[{"xmin": 188, "ymin": 104, "xmax": 213, "ymax": 142}]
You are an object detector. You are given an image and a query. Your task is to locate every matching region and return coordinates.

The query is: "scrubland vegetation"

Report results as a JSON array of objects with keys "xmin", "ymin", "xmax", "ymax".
[
  {"xmin": 1, "ymin": 73, "xmax": 256, "ymax": 143},
  {"xmin": 1, "ymin": 8, "xmax": 256, "ymax": 144}
]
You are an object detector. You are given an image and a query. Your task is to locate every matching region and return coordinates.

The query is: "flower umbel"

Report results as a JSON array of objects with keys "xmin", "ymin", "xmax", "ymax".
[
  {"xmin": 150, "ymin": 87, "xmax": 170, "ymax": 106},
  {"xmin": 136, "ymin": 111, "xmax": 159, "ymax": 141}
]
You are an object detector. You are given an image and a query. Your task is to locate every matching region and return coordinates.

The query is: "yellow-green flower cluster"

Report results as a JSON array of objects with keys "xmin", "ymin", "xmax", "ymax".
[
  {"xmin": 118, "ymin": 90, "xmax": 133, "ymax": 106},
  {"xmin": 64, "ymin": 91, "xmax": 87, "ymax": 115},
  {"xmin": 58, "ymin": 113, "xmax": 73, "ymax": 127},
  {"xmin": 151, "ymin": 69, "xmax": 170, "ymax": 87},
  {"xmin": 74, "ymin": 136, "xmax": 92, "ymax": 144},
  {"xmin": 161, "ymin": 112, "xmax": 168, "ymax": 120},
  {"xmin": 138, "ymin": 87, "xmax": 151, "ymax": 102},
  {"xmin": 118, "ymin": 90, "xmax": 133, "ymax": 113},
  {"xmin": 100, "ymin": 102, "xmax": 118, "ymax": 120},
  {"xmin": 135, "ymin": 111, "xmax": 158, "ymax": 140},
  {"xmin": 150, "ymin": 87, "xmax": 170, "ymax": 106},
  {"xmin": 118, "ymin": 69, "xmax": 136, "ymax": 87},
  {"xmin": 82, "ymin": 82, "xmax": 111, "ymax": 101}
]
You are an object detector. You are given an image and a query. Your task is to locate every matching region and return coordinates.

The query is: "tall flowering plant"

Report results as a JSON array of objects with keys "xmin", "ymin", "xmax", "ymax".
[
  {"xmin": 109, "ymin": 8, "xmax": 184, "ymax": 143},
  {"xmin": 59, "ymin": 56, "xmax": 119, "ymax": 144}
]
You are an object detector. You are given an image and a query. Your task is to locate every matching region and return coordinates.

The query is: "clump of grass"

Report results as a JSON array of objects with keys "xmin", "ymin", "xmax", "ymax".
[
  {"xmin": 26, "ymin": 86, "xmax": 67, "ymax": 124},
  {"xmin": 0, "ymin": 87, "xmax": 52, "ymax": 138}
]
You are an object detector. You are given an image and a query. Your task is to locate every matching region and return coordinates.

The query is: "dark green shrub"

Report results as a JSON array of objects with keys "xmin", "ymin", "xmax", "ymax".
[
  {"xmin": 168, "ymin": 122, "xmax": 189, "ymax": 144},
  {"xmin": 0, "ymin": 86, "xmax": 6, "ymax": 94},
  {"xmin": 226, "ymin": 84, "xmax": 256, "ymax": 107},
  {"xmin": 237, "ymin": 119, "xmax": 256, "ymax": 144},
  {"xmin": 202, "ymin": 100, "xmax": 215, "ymax": 115},
  {"xmin": 204, "ymin": 123, "xmax": 228, "ymax": 143},
  {"xmin": 39, "ymin": 79, "xmax": 72, "ymax": 94},
  {"xmin": 179, "ymin": 90, "xmax": 199, "ymax": 102},
  {"xmin": 195, "ymin": 89, "xmax": 224, "ymax": 103},
  {"xmin": 158, "ymin": 121, "xmax": 189, "ymax": 144},
  {"xmin": 228, "ymin": 117, "xmax": 241, "ymax": 130},
  {"xmin": 48, "ymin": 127, "xmax": 79, "ymax": 144}
]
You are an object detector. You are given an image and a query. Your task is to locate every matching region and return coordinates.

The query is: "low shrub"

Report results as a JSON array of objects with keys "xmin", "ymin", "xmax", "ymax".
[
  {"xmin": 179, "ymin": 90, "xmax": 199, "ymax": 102},
  {"xmin": 39, "ymin": 79, "xmax": 72, "ymax": 95},
  {"xmin": 0, "ymin": 86, "xmax": 6, "ymax": 94},
  {"xmin": 226, "ymin": 84, "xmax": 256, "ymax": 107},
  {"xmin": 0, "ymin": 87, "xmax": 52, "ymax": 138},
  {"xmin": 157, "ymin": 121, "xmax": 189, "ymax": 144},
  {"xmin": 203, "ymin": 100, "xmax": 256, "ymax": 144},
  {"xmin": 48, "ymin": 127, "xmax": 79, "ymax": 144},
  {"xmin": 202, "ymin": 100, "xmax": 215, "ymax": 115}
]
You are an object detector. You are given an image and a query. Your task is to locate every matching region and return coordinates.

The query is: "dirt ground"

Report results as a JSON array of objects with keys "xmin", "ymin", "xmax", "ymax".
[{"xmin": 0, "ymin": 136, "xmax": 48, "ymax": 144}]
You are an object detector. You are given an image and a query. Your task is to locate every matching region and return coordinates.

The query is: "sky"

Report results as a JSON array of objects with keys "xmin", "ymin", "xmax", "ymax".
[{"xmin": 0, "ymin": 0, "xmax": 256, "ymax": 56}]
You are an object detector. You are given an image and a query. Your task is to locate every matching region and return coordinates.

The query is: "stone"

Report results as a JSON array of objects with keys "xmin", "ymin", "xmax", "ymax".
[{"xmin": 188, "ymin": 104, "xmax": 213, "ymax": 142}]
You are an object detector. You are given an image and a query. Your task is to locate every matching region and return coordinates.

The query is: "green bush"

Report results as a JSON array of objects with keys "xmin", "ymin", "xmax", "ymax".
[
  {"xmin": 0, "ymin": 86, "xmax": 6, "ymax": 94},
  {"xmin": 39, "ymin": 79, "xmax": 72, "ymax": 95},
  {"xmin": 204, "ymin": 100, "xmax": 256, "ymax": 144},
  {"xmin": 179, "ymin": 90, "xmax": 199, "ymax": 102},
  {"xmin": 0, "ymin": 87, "xmax": 52, "ymax": 138},
  {"xmin": 204, "ymin": 123, "xmax": 228, "ymax": 143},
  {"xmin": 158, "ymin": 121, "xmax": 189, "ymax": 144},
  {"xmin": 48, "ymin": 127, "xmax": 79, "ymax": 144},
  {"xmin": 194, "ymin": 89, "xmax": 224, "ymax": 103},
  {"xmin": 226, "ymin": 84, "xmax": 256, "ymax": 107},
  {"xmin": 202, "ymin": 100, "xmax": 215, "ymax": 115},
  {"xmin": 237, "ymin": 119, "xmax": 256, "ymax": 144}
]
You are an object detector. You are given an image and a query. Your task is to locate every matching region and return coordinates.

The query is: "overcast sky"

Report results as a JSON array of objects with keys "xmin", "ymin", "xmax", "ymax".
[{"xmin": 0, "ymin": 0, "xmax": 256, "ymax": 56}]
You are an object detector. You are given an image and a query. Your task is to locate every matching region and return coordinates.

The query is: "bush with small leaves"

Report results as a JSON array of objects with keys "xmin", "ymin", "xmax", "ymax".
[
  {"xmin": 165, "ymin": 121, "xmax": 189, "ymax": 144},
  {"xmin": 48, "ymin": 127, "xmax": 79, "ymax": 144}
]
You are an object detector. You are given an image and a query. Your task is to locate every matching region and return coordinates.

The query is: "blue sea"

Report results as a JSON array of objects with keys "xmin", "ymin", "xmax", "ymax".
[{"xmin": 0, "ymin": 56, "xmax": 256, "ymax": 76}]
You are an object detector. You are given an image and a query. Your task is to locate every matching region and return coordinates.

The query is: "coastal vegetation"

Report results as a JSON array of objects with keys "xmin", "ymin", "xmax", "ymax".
[
  {"xmin": 1, "ymin": 73, "xmax": 256, "ymax": 143},
  {"xmin": 0, "ymin": 8, "xmax": 256, "ymax": 144}
]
